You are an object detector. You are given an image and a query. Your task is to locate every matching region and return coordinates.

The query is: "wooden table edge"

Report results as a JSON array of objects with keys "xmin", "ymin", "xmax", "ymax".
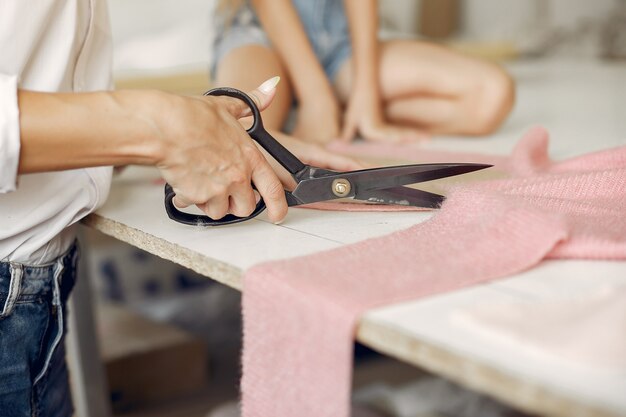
[
  {"xmin": 356, "ymin": 319, "xmax": 619, "ymax": 417},
  {"xmin": 82, "ymin": 213, "xmax": 243, "ymax": 290}
]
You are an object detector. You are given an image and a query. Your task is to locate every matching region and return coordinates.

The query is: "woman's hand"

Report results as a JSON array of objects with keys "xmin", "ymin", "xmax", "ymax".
[
  {"xmin": 146, "ymin": 78, "xmax": 288, "ymax": 223},
  {"xmin": 340, "ymin": 87, "xmax": 428, "ymax": 143}
]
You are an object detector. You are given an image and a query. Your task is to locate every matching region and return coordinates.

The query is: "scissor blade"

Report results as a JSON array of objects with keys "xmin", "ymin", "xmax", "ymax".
[
  {"xmin": 355, "ymin": 186, "xmax": 445, "ymax": 208},
  {"xmin": 289, "ymin": 163, "xmax": 491, "ymax": 205},
  {"xmin": 343, "ymin": 163, "xmax": 491, "ymax": 193}
]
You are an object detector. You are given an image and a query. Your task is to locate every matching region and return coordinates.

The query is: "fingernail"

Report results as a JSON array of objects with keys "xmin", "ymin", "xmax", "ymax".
[
  {"xmin": 259, "ymin": 76, "xmax": 281, "ymax": 94},
  {"xmin": 273, "ymin": 218, "xmax": 284, "ymax": 225}
]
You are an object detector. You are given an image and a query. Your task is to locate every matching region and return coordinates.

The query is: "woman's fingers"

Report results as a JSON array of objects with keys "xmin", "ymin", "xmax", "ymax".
[
  {"xmin": 251, "ymin": 159, "xmax": 288, "ymax": 223},
  {"xmin": 175, "ymin": 183, "xmax": 260, "ymax": 221},
  {"xmin": 228, "ymin": 185, "xmax": 258, "ymax": 218},
  {"xmin": 199, "ymin": 194, "xmax": 230, "ymax": 220},
  {"xmin": 172, "ymin": 194, "xmax": 193, "ymax": 209}
]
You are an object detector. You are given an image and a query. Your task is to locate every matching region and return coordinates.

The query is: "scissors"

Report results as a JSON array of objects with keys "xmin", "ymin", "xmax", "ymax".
[{"xmin": 164, "ymin": 87, "xmax": 491, "ymax": 226}]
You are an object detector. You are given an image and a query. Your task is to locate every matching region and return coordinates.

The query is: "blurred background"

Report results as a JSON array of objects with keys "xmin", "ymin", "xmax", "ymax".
[
  {"xmin": 109, "ymin": 0, "xmax": 626, "ymax": 79},
  {"xmin": 87, "ymin": 1, "xmax": 626, "ymax": 416}
]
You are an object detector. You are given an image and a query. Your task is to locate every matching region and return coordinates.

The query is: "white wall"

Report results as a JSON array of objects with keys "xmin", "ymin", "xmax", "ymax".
[
  {"xmin": 379, "ymin": 0, "xmax": 420, "ymax": 34},
  {"xmin": 108, "ymin": 0, "xmax": 214, "ymax": 73},
  {"xmin": 460, "ymin": 0, "xmax": 616, "ymax": 41}
]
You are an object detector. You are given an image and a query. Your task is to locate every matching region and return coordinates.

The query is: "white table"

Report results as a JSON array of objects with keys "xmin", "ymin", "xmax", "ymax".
[{"xmin": 79, "ymin": 58, "xmax": 626, "ymax": 417}]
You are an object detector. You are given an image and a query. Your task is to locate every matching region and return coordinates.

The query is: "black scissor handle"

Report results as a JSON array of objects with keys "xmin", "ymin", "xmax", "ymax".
[
  {"xmin": 206, "ymin": 87, "xmax": 306, "ymax": 175},
  {"xmin": 164, "ymin": 183, "xmax": 267, "ymax": 226}
]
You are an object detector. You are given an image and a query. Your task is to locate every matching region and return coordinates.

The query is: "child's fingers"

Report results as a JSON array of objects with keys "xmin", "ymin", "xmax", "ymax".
[{"xmin": 339, "ymin": 119, "xmax": 358, "ymax": 142}]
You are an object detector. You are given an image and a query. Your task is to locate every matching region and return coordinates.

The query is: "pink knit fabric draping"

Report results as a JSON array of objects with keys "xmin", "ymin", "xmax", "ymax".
[{"xmin": 241, "ymin": 127, "xmax": 626, "ymax": 417}]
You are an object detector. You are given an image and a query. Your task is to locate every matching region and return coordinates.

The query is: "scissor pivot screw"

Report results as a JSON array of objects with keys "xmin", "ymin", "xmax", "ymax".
[{"xmin": 332, "ymin": 179, "xmax": 351, "ymax": 197}]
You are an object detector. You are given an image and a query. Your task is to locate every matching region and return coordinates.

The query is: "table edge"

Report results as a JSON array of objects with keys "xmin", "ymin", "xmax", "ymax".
[
  {"xmin": 356, "ymin": 319, "xmax": 620, "ymax": 417},
  {"xmin": 82, "ymin": 213, "xmax": 243, "ymax": 290}
]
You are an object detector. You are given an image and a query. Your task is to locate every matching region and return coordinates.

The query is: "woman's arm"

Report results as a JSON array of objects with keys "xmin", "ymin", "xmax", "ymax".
[
  {"xmin": 251, "ymin": 0, "xmax": 341, "ymax": 142},
  {"xmin": 17, "ymin": 80, "xmax": 289, "ymax": 222},
  {"xmin": 18, "ymin": 90, "xmax": 163, "ymax": 172}
]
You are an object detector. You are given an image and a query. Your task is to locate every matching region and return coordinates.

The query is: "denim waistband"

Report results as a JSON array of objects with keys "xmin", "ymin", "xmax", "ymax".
[{"xmin": 0, "ymin": 242, "xmax": 79, "ymax": 309}]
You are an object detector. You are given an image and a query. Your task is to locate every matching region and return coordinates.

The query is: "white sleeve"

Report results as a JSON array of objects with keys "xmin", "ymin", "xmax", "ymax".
[{"xmin": 0, "ymin": 74, "xmax": 20, "ymax": 193}]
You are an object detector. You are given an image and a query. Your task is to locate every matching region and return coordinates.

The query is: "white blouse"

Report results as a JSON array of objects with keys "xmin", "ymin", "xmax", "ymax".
[{"xmin": 0, "ymin": 0, "xmax": 113, "ymax": 263}]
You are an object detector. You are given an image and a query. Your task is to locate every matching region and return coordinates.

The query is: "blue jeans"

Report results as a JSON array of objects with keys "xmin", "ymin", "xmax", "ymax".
[
  {"xmin": 0, "ymin": 244, "xmax": 77, "ymax": 417},
  {"xmin": 212, "ymin": 0, "xmax": 352, "ymax": 81}
]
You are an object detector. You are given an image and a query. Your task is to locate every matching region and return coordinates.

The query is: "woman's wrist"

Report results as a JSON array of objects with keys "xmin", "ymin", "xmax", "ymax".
[
  {"xmin": 93, "ymin": 90, "xmax": 166, "ymax": 167},
  {"xmin": 117, "ymin": 90, "xmax": 172, "ymax": 166}
]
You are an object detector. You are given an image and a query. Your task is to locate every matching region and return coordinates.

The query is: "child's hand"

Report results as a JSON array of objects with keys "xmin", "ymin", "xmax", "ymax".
[
  {"xmin": 340, "ymin": 88, "xmax": 428, "ymax": 143},
  {"xmin": 292, "ymin": 92, "xmax": 342, "ymax": 144}
]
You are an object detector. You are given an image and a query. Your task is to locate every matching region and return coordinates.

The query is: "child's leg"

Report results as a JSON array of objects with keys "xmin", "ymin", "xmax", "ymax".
[
  {"xmin": 215, "ymin": 45, "xmax": 294, "ymax": 131},
  {"xmin": 334, "ymin": 40, "xmax": 515, "ymax": 136}
]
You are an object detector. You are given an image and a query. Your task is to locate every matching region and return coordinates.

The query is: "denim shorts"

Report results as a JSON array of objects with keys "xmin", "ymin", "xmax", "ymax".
[
  {"xmin": 0, "ymin": 244, "xmax": 78, "ymax": 417},
  {"xmin": 212, "ymin": 0, "xmax": 352, "ymax": 81}
]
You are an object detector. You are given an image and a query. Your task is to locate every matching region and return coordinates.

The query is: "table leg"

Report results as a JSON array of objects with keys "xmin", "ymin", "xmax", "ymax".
[{"xmin": 66, "ymin": 230, "xmax": 112, "ymax": 417}]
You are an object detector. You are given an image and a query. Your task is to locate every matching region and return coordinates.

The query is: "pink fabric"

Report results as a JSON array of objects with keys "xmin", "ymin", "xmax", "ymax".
[{"xmin": 241, "ymin": 127, "xmax": 626, "ymax": 417}]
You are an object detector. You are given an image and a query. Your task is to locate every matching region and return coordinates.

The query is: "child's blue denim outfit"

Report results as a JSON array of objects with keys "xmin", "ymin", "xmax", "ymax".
[
  {"xmin": 212, "ymin": 0, "xmax": 352, "ymax": 81},
  {"xmin": 0, "ymin": 244, "xmax": 77, "ymax": 417}
]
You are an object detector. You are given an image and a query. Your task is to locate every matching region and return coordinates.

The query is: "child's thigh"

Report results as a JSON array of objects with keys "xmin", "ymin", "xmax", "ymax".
[
  {"xmin": 386, "ymin": 40, "xmax": 511, "ymax": 100},
  {"xmin": 215, "ymin": 45, "xmax": 285, "ymax": 87},
  {"xmin": 215, "ymin": 45, "xmax": 293, "ymax": 130},
  {"xmin": 335, "ymin": 39, "xmax": 511, "ymax": 102}
]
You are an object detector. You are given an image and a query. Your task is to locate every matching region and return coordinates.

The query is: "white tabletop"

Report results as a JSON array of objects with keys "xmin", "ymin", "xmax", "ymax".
[{"xmin": 86, "ymin": 58, "xmax": 626, "ymax": 417}]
